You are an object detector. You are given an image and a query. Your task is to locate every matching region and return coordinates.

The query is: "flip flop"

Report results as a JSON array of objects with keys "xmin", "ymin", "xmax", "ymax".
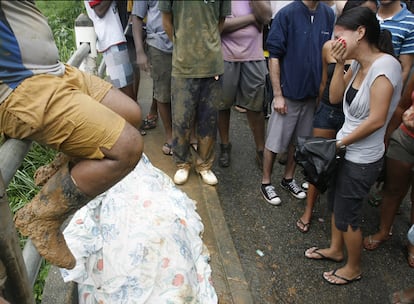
[
  {"xmin": 323, "ymin": 269, "xmax": 362, "ymax": 285},
  {"xmin": 296, "ymin": 218, "xmax": 310, "ymax": 233},
  {"xmin": 162, "ymin": 143, "xmax": 173, "ymax": 156},
  {"xmin": 363, "ymin": 235, "xmax": 388, "ymax": 251},
  {"xmin": 304, "ymin": 247, "xmax": 343, "ymax": 263}
]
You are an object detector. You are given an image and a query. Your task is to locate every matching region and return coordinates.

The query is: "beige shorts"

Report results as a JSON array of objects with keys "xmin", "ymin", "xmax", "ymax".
[{"xmin": 0, "ymin": 65, "xmax": 126, "ymax": 159}]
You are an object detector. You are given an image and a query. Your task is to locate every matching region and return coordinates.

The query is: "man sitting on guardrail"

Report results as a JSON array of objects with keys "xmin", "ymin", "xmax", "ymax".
[{"xmin": 0, "ymin": 0, "xmax": 144, "ymax": 269}]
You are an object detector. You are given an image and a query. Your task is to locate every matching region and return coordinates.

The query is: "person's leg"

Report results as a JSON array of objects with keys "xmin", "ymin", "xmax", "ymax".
[
  {"xmin": 9, "ymin": 68, "xmax": 143, "ymax": 268},
  {"xmin": 298, "ymin": 127, "xmax": 336, "ymax": 231},
  {"xmin": 246, "ymin": 109, "xmax": 265, "ymax": 151},
  {"xmin": 323, "ymin": 225, "xmax": 362, "ymax": 284},
  {"xmin": 363, "ymin": 158, "xmax": 412, "ymax": 248},
  {"xmin": 195, "ymin": 77, "xmax": 220, "ymax": 182},
  {"xmin": 261, "ymin": 147, "xmax": 276, "ymax": 184},
  {"xmin": 171, "ymin": 77, "xmax": 196, "ymax": 184},
  {"xmin": 158, "ymin": 101, "xmax": 172, "ymax": 144},
  {"xmin": 218, "ymin": 109, "xmax": 231, "ymax": 145},
  {"xmin": 305, "ymin": 214, "xmax": 345, "ymax": 261}
]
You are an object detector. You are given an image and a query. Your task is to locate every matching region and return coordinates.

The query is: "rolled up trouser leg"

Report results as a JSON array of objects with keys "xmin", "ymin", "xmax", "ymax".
[{"xmin": 14, "ymin": 163, "xmax": 90, "ymax": 269}]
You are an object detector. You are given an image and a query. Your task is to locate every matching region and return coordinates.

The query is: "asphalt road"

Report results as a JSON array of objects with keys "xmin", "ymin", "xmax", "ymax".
[
  {"xmin": 213, "ymin": 109, "xmax": 413, "ymax": 304},
  {"xmin": 137, "ymin": 71, "xmax": 413, "ymax": 304}
]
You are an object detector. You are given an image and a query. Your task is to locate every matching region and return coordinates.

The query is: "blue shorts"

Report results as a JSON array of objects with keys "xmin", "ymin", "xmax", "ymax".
[{"xmin": 312, "ymin": 102, "xmax": 344, "ymax": 132}]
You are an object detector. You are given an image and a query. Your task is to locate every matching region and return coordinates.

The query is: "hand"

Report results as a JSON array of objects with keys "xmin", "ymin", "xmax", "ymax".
[
  {"xmin": 402, "ymin": 105, "xmax": 414, "ymax": 131},
  {"xmin": 273, "ymin": 95, "xmax": 287, "ymax": 115},
  {"xmin": 331, "ymin": 38, "xmax": 346, "ymax": 64},
  {"xmin": 136, "ymin": 51, "xmax": 150, "ymax": 73}
]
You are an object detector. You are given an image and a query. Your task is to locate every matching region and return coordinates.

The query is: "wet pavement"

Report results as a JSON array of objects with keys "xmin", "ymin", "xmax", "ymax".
[{"xmin": 137, "ymin": 71, "xmax": 414, "ymax": 304}]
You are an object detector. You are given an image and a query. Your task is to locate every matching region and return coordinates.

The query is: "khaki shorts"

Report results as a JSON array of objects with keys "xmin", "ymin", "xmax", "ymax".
[
  {"xmin": 0, "ymin": 65, "xmax": 126, "ymax": 159},
  {"xmin": 387, "ymin": 127, "xmax": 414, "ymax": 163},
  {"xmin": 148, "ymin": 45, "xmax": 172, "ymax": 104},
  {"xmin": 218, "ymin": 60, "xmax": 267, "ymax": 112}
]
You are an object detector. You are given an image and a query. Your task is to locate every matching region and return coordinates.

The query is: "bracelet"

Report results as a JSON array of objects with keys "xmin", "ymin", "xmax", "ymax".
[{"xmin": 337, "ymin": 140, "xmax": 346, "ymax": 150}]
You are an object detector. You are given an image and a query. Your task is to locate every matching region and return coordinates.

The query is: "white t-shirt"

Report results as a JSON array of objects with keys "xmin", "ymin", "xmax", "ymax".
[{"xmin": 84, "ymin": 1, "xmax": 126, "ymax": 52}]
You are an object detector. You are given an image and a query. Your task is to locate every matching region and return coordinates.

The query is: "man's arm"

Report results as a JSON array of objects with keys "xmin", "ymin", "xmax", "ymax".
[
  {"xmin": 250, "ymin": 0, "xmax": 272, "ymax": 25},
  {"xmin": 399, "ymin": 53, "xmax": 414, "ymax": 86},
  {"xmin": 90, "ymin": 0, "xmax": 112, "ymax": 18},
  {"xmin": 162, "ymin": 12, "xmax": 173, "ymax": 41},
  {"xmin": 131, "ymin": 15, "xmax": 149, "ymax": 72},
  {"xmin": 268, "ymin": 57, "xmax": 287, "ymax": 114}
]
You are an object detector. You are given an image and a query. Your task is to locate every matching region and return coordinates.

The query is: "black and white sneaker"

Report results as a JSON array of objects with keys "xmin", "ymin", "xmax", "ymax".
[
  {"xmin": 261, "ymin": 184, "xmax": 281, "ymax": 205},
  {"xmin": 280, "ymin": 179, "xmax": 306, "ymax": 199}
]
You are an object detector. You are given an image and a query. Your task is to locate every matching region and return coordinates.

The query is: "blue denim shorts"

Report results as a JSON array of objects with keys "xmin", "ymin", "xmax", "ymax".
[{"xmin": 312, "ymin": 102, "xmax": 344, "ymax": 132}]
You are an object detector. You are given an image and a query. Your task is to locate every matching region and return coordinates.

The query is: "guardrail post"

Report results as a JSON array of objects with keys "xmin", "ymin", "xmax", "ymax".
[
  {"xmin": 0, "ymin": 172, "xmax": 34, "ymax": 304},
  {"xmin": 74, "ymin": 13, "xmax": 97, "ymax": 75}
]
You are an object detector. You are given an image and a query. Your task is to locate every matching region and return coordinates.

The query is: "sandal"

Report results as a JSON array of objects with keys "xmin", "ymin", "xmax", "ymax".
[
  {"xmin": 162, "ymin": 143, "xmax": 173, "ymax": 156},
  {"xmin": 323, "ymin": 269, "xmax": 362, "ymax": 285},
  {"xmin": 190, "ymin": 142, "xmax": 198, "ymax": 152},
  {"xmin": 142, "ymin": 114, "xmax": 158, "ymax": 130},
  {"xmin": 296, "ymin": 218, "xmax": 310, "ymax": 233}
]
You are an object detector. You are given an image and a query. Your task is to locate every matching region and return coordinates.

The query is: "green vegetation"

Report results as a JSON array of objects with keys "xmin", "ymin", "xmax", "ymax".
[
  {"xmin": 5, "ymin": 1, "xmax": 85, "ymax": 302},
  {"xmin": 36, "ymin": 0, "xmax": 85, "ymax": 61}
]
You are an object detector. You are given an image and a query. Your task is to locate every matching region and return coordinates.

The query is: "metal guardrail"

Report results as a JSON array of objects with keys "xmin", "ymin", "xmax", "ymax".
[{"xmin": 0, "ymin": 41, "xmax": 92, "ymax": 304}]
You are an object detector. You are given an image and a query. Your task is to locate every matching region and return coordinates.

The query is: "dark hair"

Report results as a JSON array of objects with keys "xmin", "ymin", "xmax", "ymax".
[
  {"xmin": 336, "ymin": 7, "xmax": 395, "ymax": 57},
  {"xmin": 342, "ymin": 0, "xmax": 377, "ymax": 13}
]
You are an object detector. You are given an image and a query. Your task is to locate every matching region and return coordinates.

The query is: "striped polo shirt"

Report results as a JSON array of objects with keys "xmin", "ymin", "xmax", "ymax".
[{"xmin": 377, "ymin": 2, "xmax": 414, "ymax": 57}]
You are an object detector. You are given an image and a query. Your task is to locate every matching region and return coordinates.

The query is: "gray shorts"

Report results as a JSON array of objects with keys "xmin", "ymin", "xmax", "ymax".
[
  {"xmin": 265, "ymin": 97, "xmax": 316, "ymax": 153},
  {"xmin": 102, "ymin": 43, "xmax": 134, "ymax": 89},
  {"xmin": 387, "ymin": 127, "xmax": 414, "ymax": 163},
  {"xmin": 218, "ymin": 60, "xmax": 267, "ymax": 112},
  {"xmin": 148, "ymin": 45, "xmax": 172, "ymax": 104}
]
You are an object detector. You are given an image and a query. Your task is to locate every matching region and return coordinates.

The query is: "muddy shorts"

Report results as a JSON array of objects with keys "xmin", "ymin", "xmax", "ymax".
[
  {"xmin": 148, "ymin": 45, "xmax": 172, "ymax": 104},
  {"xmin": 0, "ymin": 65, "xmax": 126, "ymax": 159}
]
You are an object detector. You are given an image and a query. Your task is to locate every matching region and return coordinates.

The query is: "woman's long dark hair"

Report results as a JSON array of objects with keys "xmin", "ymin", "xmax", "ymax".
[{"xmin": 335, "ymin": 7, "xmax": 395, "ymax": 57}]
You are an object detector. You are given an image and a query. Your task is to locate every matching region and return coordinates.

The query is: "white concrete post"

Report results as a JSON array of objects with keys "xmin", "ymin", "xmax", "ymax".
[{"xmin": 74, "ymin": 13, "xmax": 97, "ymax": 75}]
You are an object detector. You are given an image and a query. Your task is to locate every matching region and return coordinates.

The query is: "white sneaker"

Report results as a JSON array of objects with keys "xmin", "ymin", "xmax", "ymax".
[
  {"xmin": 199, "ymin": 170, "xmax": 218, "ymax": 186},
  {"xmin": 174, "ymin": 168, "xmax": 190, "ymax": 185},
  {"xmin": 302, "ymin": 182, "xmax": 309, "ymax": 191}
]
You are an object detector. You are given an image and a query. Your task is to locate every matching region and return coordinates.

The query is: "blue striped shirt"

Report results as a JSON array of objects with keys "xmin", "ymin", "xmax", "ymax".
[{"xmin": 377, "ymin": 2, "xmax": 414, "ymax": 56}]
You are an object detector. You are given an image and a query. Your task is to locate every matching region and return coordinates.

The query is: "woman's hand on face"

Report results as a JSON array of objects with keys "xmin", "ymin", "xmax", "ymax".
[
  {"xmin": 403, "ymin": 105, "xmax": 414, "ymax": 131},
  {"xmin": 331, "ymin": 38, "xmax": 346, "ymax": 64}
]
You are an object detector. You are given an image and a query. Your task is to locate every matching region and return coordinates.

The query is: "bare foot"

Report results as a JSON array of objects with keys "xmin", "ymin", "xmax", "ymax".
[{"xmin": 390, "ymin": 286, "xmax": 414, "ymax": 304}]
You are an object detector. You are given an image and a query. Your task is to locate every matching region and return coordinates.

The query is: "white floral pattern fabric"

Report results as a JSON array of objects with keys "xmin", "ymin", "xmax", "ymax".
[{"xmin": 60, "ymin": 154, "xmax": 218, "ymax": 303}]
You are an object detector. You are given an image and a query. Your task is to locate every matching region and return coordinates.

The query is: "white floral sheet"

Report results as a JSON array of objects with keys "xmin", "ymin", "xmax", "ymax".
[{"xmin": 60, "ymin": 154, "xmax": 218, "ymax": 304}]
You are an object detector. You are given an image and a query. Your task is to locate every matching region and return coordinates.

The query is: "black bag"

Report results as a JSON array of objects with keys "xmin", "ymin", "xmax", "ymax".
[{"xmin": 294, "ymin": 137, "xmax": 340, "ymax": 193}]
